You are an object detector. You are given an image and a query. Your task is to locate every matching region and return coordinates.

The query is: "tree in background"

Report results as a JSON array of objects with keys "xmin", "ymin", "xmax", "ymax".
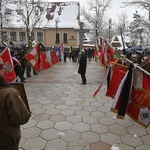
[
  {"xmin": 123, "ymin": 0, "xmax": 150, "ymax": 46},
  {"xmin": 81, "ymin": 0, "xmax": 112, "ymax": 45},
  {"xmin": 128, "ymin": 11, "xmax": 149, "ymax": 46},
  {"xmin": 2, "ymin": 0, "xmax": 45, "ymax": 50}
]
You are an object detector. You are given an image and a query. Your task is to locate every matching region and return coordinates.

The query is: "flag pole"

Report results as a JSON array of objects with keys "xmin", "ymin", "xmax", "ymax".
[{"xmin": 124, "ymin": 56, "xmax": 150, "ymax": 76}]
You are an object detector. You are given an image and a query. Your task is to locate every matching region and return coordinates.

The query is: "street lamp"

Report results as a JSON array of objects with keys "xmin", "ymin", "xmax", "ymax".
[
  {"xmin": 108, "ymin": 18, "xmax": 112, "ymax": 43},
  {"xmin": 55, "ymin": 18, "xmax": 60, "ymax": 47}
]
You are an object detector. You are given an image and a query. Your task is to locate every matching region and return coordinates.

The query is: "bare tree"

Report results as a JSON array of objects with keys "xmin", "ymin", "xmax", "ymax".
[
  {"xmin": 81, "ymin": 0, "xmax": 112, "ymax": 45},
  {"xmin": 3, "ymin": 0, "xmax": 45, "ymax": 49},
  {"xmin": 123, "ymin": 0, "xmax": 150, "ymax": 20}
]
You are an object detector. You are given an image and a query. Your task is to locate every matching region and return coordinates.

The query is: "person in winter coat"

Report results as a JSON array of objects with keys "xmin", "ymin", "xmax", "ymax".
[
  {"xmin": 0, "ymin": 58, "xmax": 31, "ymax": 150},
  {"xmin": 78, "ymin": 49, "xmax": 87, "ymax": 84}
]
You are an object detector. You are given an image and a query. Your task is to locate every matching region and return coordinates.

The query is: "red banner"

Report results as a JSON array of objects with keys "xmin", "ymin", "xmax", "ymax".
[
  {"xmin": 26, "ymin": 44, "xmax": 42, "ymax": 72},
  {"xmin": 0, "ymin": 48, "xmax": 16, "ymax": 82},
  {"xmin": 51, "ymin": 50, "xmax": 59, "ymax": 65},
  {"xmin": 41, "ymin": 51, "xmax": 51, "ymax": 70},
  {"xmin": 106, "ymin": 64, "xmax": 128, "ymax": 98},
  {"xmin": 127, "ymin": 69, "xmax": 150, "ymax": 128}
]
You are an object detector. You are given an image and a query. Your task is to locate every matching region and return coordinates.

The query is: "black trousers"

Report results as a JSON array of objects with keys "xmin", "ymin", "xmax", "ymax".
[{"xmin": 81, "ymin": 74, "xmax": 86, "ymax": 83}]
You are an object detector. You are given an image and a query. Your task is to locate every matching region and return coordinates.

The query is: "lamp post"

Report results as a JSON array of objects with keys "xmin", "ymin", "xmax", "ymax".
[
  {"xmin": 108, "ymin": 18, "xmax": 112, "ymax": 43},
  {"xmin": 55, "ymin": 18, "xmax": 60, "ymax": 47}
]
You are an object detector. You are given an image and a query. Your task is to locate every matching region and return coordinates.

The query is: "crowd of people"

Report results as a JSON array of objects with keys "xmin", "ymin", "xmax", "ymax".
[
  {"xmin": 124, "ymin": 49, "xmax": 150, "ymax": 73},
  {"xmin": 63, "ymin": 46, "xmax": 96, "ymax": 63}
]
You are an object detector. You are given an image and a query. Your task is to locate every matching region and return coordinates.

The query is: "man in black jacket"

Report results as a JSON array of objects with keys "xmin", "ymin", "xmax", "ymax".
[{"xmin": 78, "ymin": 50, "xmax": 87, "ymax": 84}]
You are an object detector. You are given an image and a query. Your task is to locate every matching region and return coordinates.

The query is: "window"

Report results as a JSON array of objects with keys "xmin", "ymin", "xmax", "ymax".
[
  {"xmin": 31, "ymin": 32, "xmax": 35, "ymax": 41},
  {"xmin": 5, "ymin": 9, "xmax": 11, "ymax": 15},
  {"xmin": 37, "ymin": 32, "xmax": 43, "ymax": 41},
  {"xmin": 19, "ymin": 32, "xmax": 26, "ymax": 42},
  {"xmin": 10, "ymin": 32, "xmax": 17, "ymax": 41},
  {"xmin": 55, "ymin": 33, "xmax": 60, "ymax": 44},
  {"xmin": 2, "ymin": 32, "xmax": 8, "ymax": 41},
  {"xmin": 63, "ymin": 33, "xmax": 67, "ymax": 44}
]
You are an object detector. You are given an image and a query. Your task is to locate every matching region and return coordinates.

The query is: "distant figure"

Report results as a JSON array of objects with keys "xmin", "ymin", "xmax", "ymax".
[
  {"xmin": 63, "ymin": 48, "xmax": 68, "ymax": 62},
  {"xmin": 78, "ymin": 50, "xmax": 87, "ymax": 84},
  {"xmin": 0, "ymin": 58, "xmax": 31, "ymax": 150}
]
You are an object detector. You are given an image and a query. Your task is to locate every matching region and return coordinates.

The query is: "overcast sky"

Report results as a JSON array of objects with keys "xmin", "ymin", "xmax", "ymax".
[{"xmin": 50, "ymin": 0, "xmax": 146, "ymax": 23}]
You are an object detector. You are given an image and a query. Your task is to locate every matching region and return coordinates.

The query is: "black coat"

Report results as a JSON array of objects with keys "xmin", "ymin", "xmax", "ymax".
[{"xmin": 78, "ymin": 54, "xmax": 87, "ymax": 74}]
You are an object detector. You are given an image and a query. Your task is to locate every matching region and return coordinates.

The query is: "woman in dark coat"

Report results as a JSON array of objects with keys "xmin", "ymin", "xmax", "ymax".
[{"xmin": 78, "ymin": 50, "xmax": 87, "ymax": 84}]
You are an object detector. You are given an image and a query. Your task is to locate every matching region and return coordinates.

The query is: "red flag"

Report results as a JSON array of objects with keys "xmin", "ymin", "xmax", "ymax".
[
  {"xmin": 41, "ymin": 51, "xmax": 51, "ymax": 70},
  {"xmin": 51, "ymin": 50, "xmax": 59, "ymax": 65},
  {"xmin": 106, "ymin": 64, "xmax": 128, "ymax": 98},
  {"xmin": 0, "ymin": 48, "xmax": 16, "ymax": 82},
  {"xmin": 25, "ymin": 43, "xmax": 42, "ymax": 72},
  {"xmin": 111, "ymin": 64, "xmax": 133, "ymax": 118},
  {"xmin": 105, "ymin": 42, "xmax": 118, "ymax": 65},
  {"xmin": 127, "ymin": 69, "xmax": 150, "ymax": 127}
]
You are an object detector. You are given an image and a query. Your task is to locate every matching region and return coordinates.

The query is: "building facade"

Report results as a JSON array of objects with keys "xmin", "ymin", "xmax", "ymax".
[{"xmin": 0, "ymin": 0, "xmax": 80, "ymax": 48}]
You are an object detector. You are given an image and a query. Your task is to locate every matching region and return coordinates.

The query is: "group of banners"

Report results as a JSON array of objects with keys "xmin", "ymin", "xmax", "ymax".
[
  {"xmin": 94, "ymin": 38, "xmax": 150, "ymax": 128},
  {"xmin": 0, "ymin": 43, "xmax": 60, "ymax": 82}
]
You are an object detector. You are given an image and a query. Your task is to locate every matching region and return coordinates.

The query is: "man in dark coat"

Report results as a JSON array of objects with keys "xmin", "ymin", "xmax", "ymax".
[{"xmin": 78, "ymin": 50, "xmax": 87, "ymax": 84}]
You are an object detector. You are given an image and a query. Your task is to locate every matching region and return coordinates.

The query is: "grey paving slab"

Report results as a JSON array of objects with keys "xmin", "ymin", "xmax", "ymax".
[{"xmin": 19, "ymin": 60, "xmax": 150, "ymax": 150}]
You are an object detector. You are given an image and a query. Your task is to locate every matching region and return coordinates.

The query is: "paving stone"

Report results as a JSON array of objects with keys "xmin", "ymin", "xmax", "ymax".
[
  {"xmin": 60, "ymin": 130, "xmax": 80, "ymax": 142},
  {"xmin": 70, "ymin": 105, "xmax": 83, "ymax": 111},
  {"xmin": 45, "ymin": 139, "xmax": 67, "ymax": 150},
  {"xmin": 40, "ymin": 128, "xmax": 60, "ymax": 140},
  {"xmin": 21, "ymin": 127, "xmax": 41, "ymax": 139},
  {"xmin": 91, "ymin": 123, "xmax": 108, "ymax": 134},
  {"xmin": 98, "ymin": 106, "xmax": 111, "ymax": 112},
  {"xmin": 116, "ymin": 118, "xmax": 133, "ymax": 127},
  {"xmin": 54, "ymin": 121, "xmax": 72, "ymax": 131},
  {"xmin": 75, "ymin": 110, "xmax": 90, "ymax": 117},
  {"xmin": 45, "ymin": 108, "xmax": 60, "ymax": 115},
  {"xmin": 121, "ymin": 134, "xmax": 143, "ymax": 147},
  {"xmin": 21, "ymin": 119, "xmax": 37, "ymax": 128},
  {"xmin": 90, "ymin": 141, "xmax": 111, "ymax": 150},
  {"xmin": 117, "ymin": 143, "xmax": 135, "ymax": 150},
  {"xmin": 127, "ymin": 126, "xmax": 147, "ymax": 136},
  {"xmin": 101, "ymin": 132, "xmax": 121, "ymax": 145},
  {"xmin": 72, "ymin": 122, "xmax": 90, "ymax": 132},
  {"xmin": 66, "ymin": 115, "xmax": 82, "ymax": 123},
  {"xmin": 91, "ymin": 111, "xmax": 105, "ymax": 118},
  {"xmin": 60, "ymin": 109, "xmax": 75, "ymax": 116},
  {"xmin": 99, "ymin": 117, "xmax": 115, "ymax": 125},
  {"xmin": 80, "ymin": 131, "xmax": 100, "ymax": 143},
  {"xmin": 32, "ymin": 108, "xmax": 46, "ymax": 114},
  {"xmin": 50, "ymin": 114, "xmax": 66, "ymax": 122},
  {"xmin": 136, "ymin": 145, "xmax": 150, "ymax": 150},
  {"xmin": 65, "ymin": 100, "xmax": 77, "ymax": 106},
  {"xmin": 36, "ymin": 120, "xmax": 55, "ymax": 129},
  {"xmin": 56, "ymin": 104, "xmax": 69, "ymax": 110},
  {"xmin": 82, "ymin": 116, "xmax": 98, "ymax": 124},
  {"xmin": 78, "ymin": 101, "xmax": 90, "ymax": 106},
  {"xmin": 23, "ymin": 137, "xmax": 46, "ymax": 150},
  {"xmin": 109, "ymin": 124, "xmax": 127, "ymax": 135},
  {"xmin": 84, "ymin": 106, "xmax": 97, "ymax": 112},
  {"xmin": 32, "ymin": 114, "xmax": 50, "ymax": 121},
  {"xmin": 141, "ymin": 135, "xmax": 150, "ymax": 145}
]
